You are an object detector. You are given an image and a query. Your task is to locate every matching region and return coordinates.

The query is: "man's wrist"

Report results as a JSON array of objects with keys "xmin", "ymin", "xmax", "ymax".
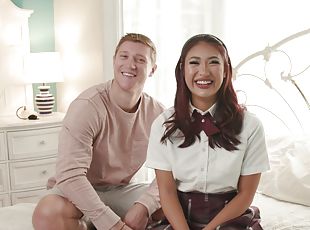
[
  {"xmin": 112, "ymin": 220, "xmax": 125, "ymax": 230},
  {"xmin": 134, "ymin": 202, "xmax": 149, "ymax": 217},
  {"xmin": 120, "ymin": 222, "xmax": 126, "ymax": 230}
]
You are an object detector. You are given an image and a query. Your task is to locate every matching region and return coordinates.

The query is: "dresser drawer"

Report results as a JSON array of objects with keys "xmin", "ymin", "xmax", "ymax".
[
  {"xmin": 0, "ymin": 193, "xmax": 11, "ymax": 207},
  {"xmin": 0, "ymin": 132, "xmax": 6, "ymax": 161},
  {"xmin": 9, "ymin": 158, "xmax": 56, "ymax": 190},
  {"xmin": 11, "ymin": 189, "xmax": 48, "ymax": 205},
  {"xmin": 7, "ymin": 127, "xmax": 61, "ymax": 160},
  {"xmin": 0, "ymin": 163, "xmax": 9, "ymax": 193}
]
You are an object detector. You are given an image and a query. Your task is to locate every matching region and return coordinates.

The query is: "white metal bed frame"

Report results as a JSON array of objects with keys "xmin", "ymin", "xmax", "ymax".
[{"xmin": 233, "ymin": 28, "xmax": 310, "ymax": 136}]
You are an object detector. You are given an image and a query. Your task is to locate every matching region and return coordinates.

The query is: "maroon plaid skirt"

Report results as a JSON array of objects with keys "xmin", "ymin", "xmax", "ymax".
[{"xmin": 149, "ymin": 190, "xmax": 263, "ymax": 230}]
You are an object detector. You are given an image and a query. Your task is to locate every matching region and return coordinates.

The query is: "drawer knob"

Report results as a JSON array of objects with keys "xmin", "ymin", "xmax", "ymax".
[
  {"xmin": 39, "ymin": 140, "xmax": 46, "ymax": 145},
  {"xmin": 41, "ymin": 170, "xmax": 48, "ymax": 175}
]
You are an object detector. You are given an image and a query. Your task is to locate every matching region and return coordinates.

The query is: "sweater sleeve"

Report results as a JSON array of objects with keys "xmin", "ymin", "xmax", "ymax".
[
  {"xmin": 55, "ymin": 99, "xmax": 120, "ymax": 229},
  {"xmin": 135, "ymin": 179, "xmax": 161, "ymax": 217}
]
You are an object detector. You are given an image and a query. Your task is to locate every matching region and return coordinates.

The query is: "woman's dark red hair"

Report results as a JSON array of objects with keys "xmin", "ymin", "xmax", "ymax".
[{"xmin": 161, "ymin": 34, "xmax": 245, "ymax": 151}]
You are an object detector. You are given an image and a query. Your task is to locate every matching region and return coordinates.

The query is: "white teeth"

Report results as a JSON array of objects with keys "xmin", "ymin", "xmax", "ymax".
[
  {"xmin": 122, "ymin": 72, "xmax": 135, "ymax": 77},
  {"xmin": 196, "ymin": 80, "xmax": 212, "ymax": 84}
]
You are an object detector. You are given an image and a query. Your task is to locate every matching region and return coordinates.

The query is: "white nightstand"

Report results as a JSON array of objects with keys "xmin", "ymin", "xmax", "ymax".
[{"xmin": 0, "ymin": 112, "xmax": 64, "ymax": 207}]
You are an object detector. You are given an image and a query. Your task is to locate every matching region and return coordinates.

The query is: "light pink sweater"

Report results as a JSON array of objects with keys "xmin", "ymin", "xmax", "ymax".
[{"xmin": 52, "ymin": 80, "xmax": 164, "ymax": 229}]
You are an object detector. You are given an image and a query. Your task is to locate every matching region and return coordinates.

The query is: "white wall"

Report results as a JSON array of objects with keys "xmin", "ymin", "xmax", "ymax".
[
  {"xmin": 54, "ymin": 0, "xmax": 122, "ymax": 112},
  {"xmin": 0, "ymin": 0, "xmax": 33, "ymax": 116}
]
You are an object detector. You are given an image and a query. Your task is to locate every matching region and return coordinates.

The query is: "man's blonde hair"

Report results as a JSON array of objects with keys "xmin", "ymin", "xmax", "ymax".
[{"xmin": 114, "ymin": 33, "xmax": 157, "ymax": 64}]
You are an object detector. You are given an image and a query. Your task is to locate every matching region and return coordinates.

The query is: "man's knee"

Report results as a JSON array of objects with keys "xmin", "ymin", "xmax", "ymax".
[
  {"xmin": 152, "ymin": 208, "xmax": 165, "ymax": 221},
  {"xmin": 32, "ymin": 194, "xmax": 68, "ymax": 229}
]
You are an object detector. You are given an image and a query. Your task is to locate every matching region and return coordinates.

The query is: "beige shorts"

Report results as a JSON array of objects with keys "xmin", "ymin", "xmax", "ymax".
[{"xmin": 47, "ymin": 182, "xmax": 149, "ymax": 219}]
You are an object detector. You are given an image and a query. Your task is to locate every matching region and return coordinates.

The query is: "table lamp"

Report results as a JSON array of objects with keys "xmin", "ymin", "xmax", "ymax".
[{"xmin": 24, "ymin": 52, "xmax": 64, "ymax": 115}]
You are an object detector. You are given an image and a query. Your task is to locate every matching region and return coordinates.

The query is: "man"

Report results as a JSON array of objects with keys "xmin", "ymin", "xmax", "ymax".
[{"xmin": 32, "ymin": 33, "xmax": 165, "ymax": 230}]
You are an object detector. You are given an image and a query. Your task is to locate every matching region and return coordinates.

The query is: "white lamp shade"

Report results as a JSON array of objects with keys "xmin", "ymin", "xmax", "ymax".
[{"xmin": 24, "ymin": 52, "xmax": 64, "ymax": 83}]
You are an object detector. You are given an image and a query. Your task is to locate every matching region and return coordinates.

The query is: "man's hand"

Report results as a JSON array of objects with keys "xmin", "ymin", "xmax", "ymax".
[
  {"xmin": 123, "ymin": 203, "xmax": 149, "ymax": 230},
  {"xmin": 111, "ymin": 220, "xmax": 133, "ymax": 230}
]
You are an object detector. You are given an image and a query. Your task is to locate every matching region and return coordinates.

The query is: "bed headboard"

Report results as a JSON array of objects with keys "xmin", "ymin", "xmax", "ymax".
[
  {"xmin": 0, "ymin": 0, "xmax": 33, "ymax": 116},
  {"xmin": 233, "ymin": 28, "xmax": 310, "ymax": 138}
]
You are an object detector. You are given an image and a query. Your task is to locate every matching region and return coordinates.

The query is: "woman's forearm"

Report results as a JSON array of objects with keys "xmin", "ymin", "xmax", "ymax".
[
  {"xmin": 155, "ymin": 169, "xmax": 189, "ymax": 230},
  {"xmin": 160, "ymin": 189, "xmax": 189, "ymax": 230},
  {"xmin": 204, "ymin": 174, "xmax": 261, "ymax": 230},
  {"xmin": 204, "ymin": 192, "xmax": 253, "ymax": 230}
]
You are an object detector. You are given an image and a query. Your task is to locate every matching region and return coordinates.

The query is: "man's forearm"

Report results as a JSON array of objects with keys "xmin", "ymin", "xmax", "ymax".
[{"xmin": 57, "ymin": 175, "xmax": 120, "ymax": 229}]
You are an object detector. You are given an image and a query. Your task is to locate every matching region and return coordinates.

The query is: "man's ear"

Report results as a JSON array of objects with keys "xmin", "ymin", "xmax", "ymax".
[{"xmin": 149, "ymin": 64, "xmax": 157, "ymax": 77}]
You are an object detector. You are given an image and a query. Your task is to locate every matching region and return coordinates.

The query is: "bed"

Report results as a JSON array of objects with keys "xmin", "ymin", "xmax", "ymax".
[
  {"xmin": 1, "ymin": 0, "xmax": 310, "ymax": 229},
  {"xmin": 0, "ymin": 193, "xmax": 310, "ymax": 230},
  {"xmin": 234, "ymin": 28, "xmax": 310, "ymax": 229}
]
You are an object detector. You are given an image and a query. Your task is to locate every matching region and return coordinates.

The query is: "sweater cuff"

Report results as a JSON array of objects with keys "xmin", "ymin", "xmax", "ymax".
[
  {"xmin": 136, "ymin": 193, "xmax": 161, "ymax": 217},
  {"xmin": 91, "ymin": 206, "xmax": 121, "ymax": 230}
]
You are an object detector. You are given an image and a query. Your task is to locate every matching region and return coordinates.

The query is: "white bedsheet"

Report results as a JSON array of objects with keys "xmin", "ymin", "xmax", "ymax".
[
  {"xmin": 0, "ymin": 193, "xmax": 309, "ymax": 230},
  {"xmin": 0, "ymin": 203, "xmax": 36, "ymax": 230},
  {"xmin": 253, "ymin": 193, "xmax": 310, "ymax": 229}
]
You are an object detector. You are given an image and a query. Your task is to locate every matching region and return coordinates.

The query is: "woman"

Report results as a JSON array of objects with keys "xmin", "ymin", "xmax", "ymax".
[{"xmin": 145, "ymin": 34, "xmax": 270, "ymax": 230}]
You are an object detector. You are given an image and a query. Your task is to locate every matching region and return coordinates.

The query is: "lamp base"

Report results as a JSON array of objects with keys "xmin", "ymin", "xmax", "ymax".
[{"xmin": 35, "ymin": 85, "xmax": 55, "ymax": 115}]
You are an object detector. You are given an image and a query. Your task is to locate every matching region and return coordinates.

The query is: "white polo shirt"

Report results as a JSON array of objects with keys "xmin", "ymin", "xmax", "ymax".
[{"xmin": 145, "ymin": 104, "xmax": 270, "ymax": 193}]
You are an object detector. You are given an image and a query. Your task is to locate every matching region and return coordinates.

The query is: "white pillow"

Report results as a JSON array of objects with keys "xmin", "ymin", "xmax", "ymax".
[{"xmin": 258, "ymin": 135, "xmax": 310, "ymax": 206}]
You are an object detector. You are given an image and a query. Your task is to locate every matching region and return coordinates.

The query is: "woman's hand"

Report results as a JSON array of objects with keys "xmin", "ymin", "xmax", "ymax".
[
  {"xmin": 202, "ymin": 226, "xmax": 216, "ymax": 230},
  {"xmin": 205, "ymin": 174, "xmax": 261, "ymax": 228}
]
